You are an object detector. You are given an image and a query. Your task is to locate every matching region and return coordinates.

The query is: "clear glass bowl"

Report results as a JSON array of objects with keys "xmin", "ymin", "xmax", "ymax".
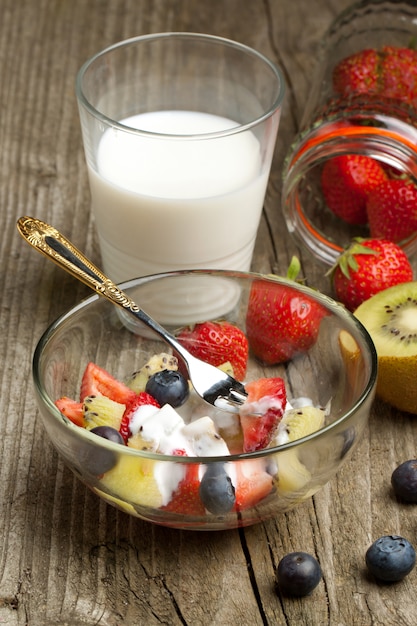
[{"xmin": 33, "ymin": 270, "xmax": 377, "ymax": 530}]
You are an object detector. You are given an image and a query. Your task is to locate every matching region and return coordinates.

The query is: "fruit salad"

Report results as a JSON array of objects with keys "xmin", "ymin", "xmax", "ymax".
[{"xmin": 55, "ymin": 315, "xmax": 328, "ymax": 517}]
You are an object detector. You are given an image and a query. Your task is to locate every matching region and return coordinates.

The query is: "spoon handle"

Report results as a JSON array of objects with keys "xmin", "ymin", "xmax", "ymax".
[
  {"xmin": 16, "ymin": 215, "xmax": 199, "ymax": 365},
  {"xmin": 17, "ymin": 216, "xmax": 248, "ymax": 410},
  {"xmin": 17, "ymin": 216, "xmax": 141, "ymax": 313}
]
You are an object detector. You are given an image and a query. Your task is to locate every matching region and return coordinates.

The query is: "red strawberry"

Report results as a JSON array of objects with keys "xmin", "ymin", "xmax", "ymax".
[
  {"xmin": 366, "ymin": 178, "xmax": 417, "ymax": 243},
  {"xmin": 239, "ymin": 378, "xmax": 286, "ymax": 453},
  {"xmin": 321, "ymin": 155, "xmax": 387, "ymax": 225},
  {"xmin": 333, "ymin": 48, "xmax": 380, "ymax": 96},
  {"xmin": 162, "ymin": 462, "xmax": 206, "ymax": 516},
  {"xmin": 55, "ymin": 397, "xmax": 84, "ymax": 427},
  {"xmin": 80, "ymin": 362, "xmax": 136, "ymax": 405},
  {"xmin": 380, "ymin": 46, "xmax": 417, "ymax": 104},
  {"xmin": 119, "ymin": 392, "xmax": 160, "ymax": 443},
  {"xmin": 233, "ymin": 460, "xmax": 273, "ymax": 511},
  {"xmin": 330, "ymin": 238, "xmax": 414, "ymax": 311},
  {"xmin": 246, "ymin": 278, "xmax": 328, "ymax": 365},
  {"xmin": 176, "ymin": 320, "xmax": 248, "ymax": 381},
  {"xmin": 332, "ymin": 46, "xmax": 417, "ymax": 107}
]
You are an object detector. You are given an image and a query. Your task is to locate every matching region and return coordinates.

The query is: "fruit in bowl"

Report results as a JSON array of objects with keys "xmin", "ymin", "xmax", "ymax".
[{"xmin": 33, "ymin": 270, "xmax": 377, "ymax": 530}]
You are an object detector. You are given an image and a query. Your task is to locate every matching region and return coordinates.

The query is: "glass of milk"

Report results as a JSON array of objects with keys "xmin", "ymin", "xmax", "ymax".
[{"xmin": 76, "ymin": 33, "xmax": 285, "ymax": 285}]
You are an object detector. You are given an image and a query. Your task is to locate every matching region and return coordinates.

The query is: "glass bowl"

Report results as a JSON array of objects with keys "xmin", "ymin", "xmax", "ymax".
[{"xmin": 33, "ymin": 270, "xmax": 377, "ymax": 530}]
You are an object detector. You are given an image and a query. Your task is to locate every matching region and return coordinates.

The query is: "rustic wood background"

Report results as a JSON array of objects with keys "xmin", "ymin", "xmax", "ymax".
[{"xmin": 1, "ymin": 0, "xmax": 417, "ymax": 624}]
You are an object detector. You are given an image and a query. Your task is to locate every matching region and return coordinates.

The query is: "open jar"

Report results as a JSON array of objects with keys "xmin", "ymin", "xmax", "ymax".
[{"xmin": 282, "ymin": 0, "xmax": 417, "ymax": 265}]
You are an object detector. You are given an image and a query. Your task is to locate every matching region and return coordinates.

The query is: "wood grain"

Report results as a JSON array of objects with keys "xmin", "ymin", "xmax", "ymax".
[{"xmin": 1, "ymin": 0, "xmax": 417, "ymax": 624}]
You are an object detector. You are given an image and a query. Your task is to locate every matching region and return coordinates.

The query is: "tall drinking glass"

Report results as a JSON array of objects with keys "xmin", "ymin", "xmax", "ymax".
[{"xmin": 76, "ymin": 33, "xmax": 285, "ymax": 284}]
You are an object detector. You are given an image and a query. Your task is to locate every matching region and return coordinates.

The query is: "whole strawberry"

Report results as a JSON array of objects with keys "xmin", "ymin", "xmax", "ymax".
[
  {"xmin": 321, "ymin": 155, "xmax": 387, "ymax": 225},
  {"xmin": 246, "ymin": 276, "xmax": 329, "ymax": 365},
  {"xmin": 330, "ymin": 238, "xmax": 413, "ymax": 311},
  {"xmin": 367, "ymin": 178, "xmax": 417, "ymax": 243},
  {"xmin": 176, "ymin": 320, "xmax": 248, "ymax": 381},
  {"xmin": 332, "ymin": 46, "xmax": 417, "ymax": 107},
  {"xmin": 380, "ymin": 46, "xmax": 417, "ymax": 104},
  {"xmin": 332, "ymin": 48, "xmax": 380, "ymax": 96}
]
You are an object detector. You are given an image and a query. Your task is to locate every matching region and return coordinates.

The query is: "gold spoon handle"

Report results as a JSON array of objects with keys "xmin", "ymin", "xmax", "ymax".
[{"xmin": 17, "ymin": 216, "xmax": 140, "ymax": 313}]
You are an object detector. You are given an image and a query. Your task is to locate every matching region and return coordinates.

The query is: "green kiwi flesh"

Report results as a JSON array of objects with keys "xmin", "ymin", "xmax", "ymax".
[
  {"xmin": 354, "ymin": 282, "xmax": 417, "ymax": 414},
  {"xmin": 354, "ymin": 282, "xmax": 417, "ymax": 358}
]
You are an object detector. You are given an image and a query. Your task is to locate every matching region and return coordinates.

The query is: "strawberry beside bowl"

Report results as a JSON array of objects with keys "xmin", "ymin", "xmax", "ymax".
[{"xmin": 33, "ymin": 270, "xmax": 377, "ymax": 530}]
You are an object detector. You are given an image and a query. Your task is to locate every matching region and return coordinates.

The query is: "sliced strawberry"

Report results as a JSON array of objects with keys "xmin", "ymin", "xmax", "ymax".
[
  {"xmin": 239, "ymin": 378, "xmax": 286, "ymax": 453},
  {"xmin": 233, "ymin": 460, "xmax": 273, "ymax": 511},
  {"xmin": 162, "ymin": 462, "xmax": 206, "ymax": 516},
  {"xmin": 176, "ymin": 321, "xmax": 248, "ymax": 381},
  {"xmin": 55, "ymin": 397, "xmax": 84, "ymax": 427},
  {"xmin": 119, "ymin": 392, "xmax": 161, "ymax": 443},
  {"xmin": 80, "ymin": 362, "xmax": 137, "ymax": 404}
]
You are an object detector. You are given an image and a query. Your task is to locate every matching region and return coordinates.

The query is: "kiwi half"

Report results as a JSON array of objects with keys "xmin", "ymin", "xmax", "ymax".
[{"xmin": 354, "ymin": 281, "xmax": 417, "ymax": 414}]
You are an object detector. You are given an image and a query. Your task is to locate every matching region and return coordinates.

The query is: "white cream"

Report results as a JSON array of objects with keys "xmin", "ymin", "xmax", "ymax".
[
  {"xmin": 154, "ymin": 462, "xmax": 187, "ymax": 506},
  {"xmin": 128, "ymin": 404, "xmax": 160, "ymax": 435}
]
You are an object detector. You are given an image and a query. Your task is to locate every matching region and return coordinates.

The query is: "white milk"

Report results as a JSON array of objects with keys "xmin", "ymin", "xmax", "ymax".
[{"xmin": 88, "ymin": 110, "xmax": 269, "ymax": 283}]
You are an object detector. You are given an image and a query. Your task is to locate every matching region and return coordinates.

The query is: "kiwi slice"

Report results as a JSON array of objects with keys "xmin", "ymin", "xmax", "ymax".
[
  {"xmin": 354, "ymin": 281, "xmax": 417, "ymax": 414},
  {"xmin": 126, "ymin": 352, "xmax": 178, "ymax": 393},
  {"xmin": 280, "ymin": 406, "xmax": 326, "ymax": 442}
]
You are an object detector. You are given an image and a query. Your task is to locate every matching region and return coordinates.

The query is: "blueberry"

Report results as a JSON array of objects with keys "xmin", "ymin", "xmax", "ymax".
[
  {"xmin": 145, "ymin": 369, "xmax": 189, "ymax": 407},
  {"xmin": 199, "ymin": 463, "xmax": 236, "ymax": 514},
  {"xmin": 77, "ymin": 427, "xmax": 124, "ymax": 475},
  {"xmin": 275, "ymin": 552, "xmax": 322, "ymax": 597},
  {"xmin": 90, "ymin": 426, "xmax": 124, "ymax": 445},
  {"xmin": 365, "ymin": 535, "xmax": 416, "ymax": 582},
  {"xmin": 391, "ymin": 459, "xmax": 417, "ymax": 503}
]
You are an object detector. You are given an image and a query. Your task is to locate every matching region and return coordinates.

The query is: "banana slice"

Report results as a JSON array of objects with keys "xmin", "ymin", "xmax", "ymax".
[
  {"xmin": 276, "ymin": 450, "xmax": 313, "ymax": 493},
  {"xmin": 276, "ymin": 406, "xmax": 326, "ymax": 495}
]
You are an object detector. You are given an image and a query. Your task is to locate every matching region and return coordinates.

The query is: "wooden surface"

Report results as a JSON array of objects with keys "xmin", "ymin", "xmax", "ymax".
[{"xmin": 1, "ymin": 1, "xmax": 417, "ymax": 624}]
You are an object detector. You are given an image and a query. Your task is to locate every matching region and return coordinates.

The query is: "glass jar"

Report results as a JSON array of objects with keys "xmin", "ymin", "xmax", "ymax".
[{"xmin": 282, "ymin": 0, "xmax": 417, "ymax": 265}]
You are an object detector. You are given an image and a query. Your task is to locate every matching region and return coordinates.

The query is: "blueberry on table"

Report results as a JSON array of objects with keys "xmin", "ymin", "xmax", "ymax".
[
  {"xmin": 275, "ymin": 552, "xmax": 322, "ymax": 596},
  {"xmin": 145, "ymin": 369, "xmax": 189, "ymax": 407},
  {"xmin": 199, "ymin": 463, "xmax": 236, "ymax": 515},
  {"xmin": 366, "ymin": 535, "xmax": 416, "ymax": 582},
  {"xmin": 391, "ymin": 459, "xmax": 417, "ymax": 503}
]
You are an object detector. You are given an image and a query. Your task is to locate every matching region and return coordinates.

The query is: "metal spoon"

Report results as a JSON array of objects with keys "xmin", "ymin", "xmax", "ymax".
[{"xmin": 17, "ymin": 216, "xmax": 247, "ymax": 412}]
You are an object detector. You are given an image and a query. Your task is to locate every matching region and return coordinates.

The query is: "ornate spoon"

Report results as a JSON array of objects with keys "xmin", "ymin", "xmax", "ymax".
[{"xmin": 17, "ymin": 216, "xmax": 247, "ymax": 412}]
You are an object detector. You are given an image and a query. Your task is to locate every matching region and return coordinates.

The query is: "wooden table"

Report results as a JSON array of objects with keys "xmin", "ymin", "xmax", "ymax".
[{"xmin": 2, "ymin": 1, "xmax": 417, "ymax": 624}]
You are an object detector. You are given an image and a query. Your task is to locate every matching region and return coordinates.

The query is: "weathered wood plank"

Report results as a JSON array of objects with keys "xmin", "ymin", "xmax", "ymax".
[{"xmin": 1, "ymin": 0, "xmax": 417, "ymax": 624}]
